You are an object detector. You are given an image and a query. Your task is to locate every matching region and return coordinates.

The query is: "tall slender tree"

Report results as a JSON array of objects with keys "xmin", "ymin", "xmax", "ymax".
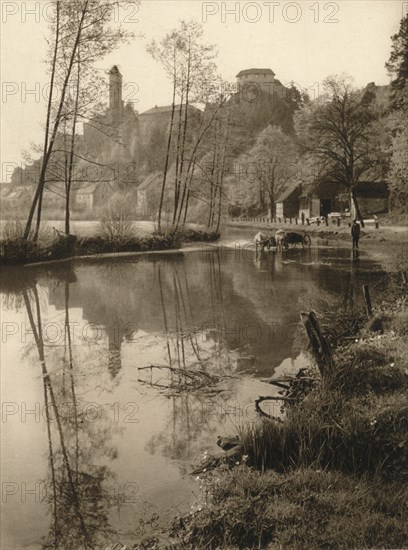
[
  {"xmin": 147, "ymin": 20, "xmax": 219, "ymax": 233},
  {"xmin": 23, "ymin": 0, "xmax": 138, "ymax": 242}
]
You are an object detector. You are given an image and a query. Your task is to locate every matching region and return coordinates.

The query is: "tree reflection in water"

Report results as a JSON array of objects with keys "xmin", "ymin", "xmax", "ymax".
[
  {"xmin": 146, "ymin": 252, "xmax": 240, "ymax": 465},
  {"xmin": 22, "ymin": 277, "xmax": 118, "ymax": 550},
  {"xmin": 2, "ymin": 245, "xmax": 388, "ymax": 547}
]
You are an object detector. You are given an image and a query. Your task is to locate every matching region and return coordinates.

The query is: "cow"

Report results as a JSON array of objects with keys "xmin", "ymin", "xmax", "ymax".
[
  {"xmin": 275, "ymin": 229, "xmax": 287, "ymax": 251},
  {"xmin": 254, "ymin": 231, "xmax": 276, "ymax": 252},
  {"xmin": 275, "ymin": 231, "xmax": 312, "ymax": 249},
  {"xmin": 254, "ymin": 232, "xmax": 276, "ymax": 252}
]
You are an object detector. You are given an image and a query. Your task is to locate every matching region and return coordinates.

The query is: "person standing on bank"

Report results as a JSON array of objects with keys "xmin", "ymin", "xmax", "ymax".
[{"xmin": 351, "ymin": 219, "xmax": 361, "ymax": 248}]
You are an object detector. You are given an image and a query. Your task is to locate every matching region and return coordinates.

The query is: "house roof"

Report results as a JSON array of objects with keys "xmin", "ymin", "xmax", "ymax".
[
  {"xmin": 42, "ymin": 182, "xmax": 66, "ymax": 197},
  {"xmin": 236, "ymin": 68, "xmax": 275, "ymax": 77},
  {"xmin": 276, "ymin": 182, "xmax": 302, "ymax": 203},
  {"xmin": 76, "ymin": 183, "xmax": 102, "ymax": 195},
  {"xmin": 138, "ymin": 172, "xmax": 163, "ymax": 191},
  {"xmin": 140, "ymin": 104, "xmax": 201, "ymax": 116}
]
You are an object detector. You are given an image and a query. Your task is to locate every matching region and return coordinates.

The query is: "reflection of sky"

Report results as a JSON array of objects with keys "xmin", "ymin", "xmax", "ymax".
[{"xmin": 0, "ymin": 246, "xmax": 386, "ymax": 547}]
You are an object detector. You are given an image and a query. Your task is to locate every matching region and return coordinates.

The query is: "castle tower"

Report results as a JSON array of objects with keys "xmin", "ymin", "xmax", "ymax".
[
  {"xmin": 236, "ymin": 68, "xmax": 276, "ymax": 95},
  {"xmin": 109, "ymin": 65, "xmax": 124, "ymax": 119}
]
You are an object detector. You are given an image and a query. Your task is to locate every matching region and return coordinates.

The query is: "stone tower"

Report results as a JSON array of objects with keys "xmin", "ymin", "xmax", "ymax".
[
  {"xmin": 236, "ymin": 68, "xmax": 276, "ymax": 95},
  {"xmin": 109, "ymin": 65, "xmax": 124, "ymax": 119}
]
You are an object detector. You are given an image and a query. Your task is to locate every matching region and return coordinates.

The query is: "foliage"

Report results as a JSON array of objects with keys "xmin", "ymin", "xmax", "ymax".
[
  {"xmin": 179, "ymin": 228, "xmax": 220, "ymax": 242},
  {"xmin": 23, "ymin": 0, "xmax": 138, "ymax": 240},
  {"xmin": 387, "ymin": 85, "xmax": 408, "ymax": 212},
  {"xmin": 0, "ymin": 230, "xmax": 180, "ymax": 265},
  {"xmin": 386, "ymin": 14, "xmax": 408, "ymax": 99},
  {"xmin": 157, "ymin": 294, "xmax": 408, "ymax": 550},
  {"xmin": 170, "ymin": 468, "xmax": 407, "ymax": 550},
  {"xmin": 99, "ymin": 193, "xmax": 136, "ymax": 241},
  {"xmin": 295, "ymin": 76, "xmax": 382, "ymax": 220},
  {"xmin": 147, "ymin": 20, "xmax": 220, "ymax": 232},
  {"xmin": 228, "ymin": 125, "xmax": 298, "ymax": 216}
]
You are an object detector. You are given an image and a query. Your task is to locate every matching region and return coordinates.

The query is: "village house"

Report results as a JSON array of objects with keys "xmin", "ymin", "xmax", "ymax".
[
  {"xmin": 42, "ymin": 182, "xmax": 66, "ymax": 210},
  {"xmin": 4, "ymin": 186, "xmax": 33, "ymax": 208},
  {"xmin": 137, "ymin": 172, "xmax": 163, "ymax": 217},
  {"xmin": 276, "ymin": 180, "xmax": 390, "ymax": 221},
  {"xmin": 275, "ymin": 183, "xmax": 303, "ymax": 220},
  {"xmin": 75, "ymin": 182, "xmax": 114, "ymax": 211}
]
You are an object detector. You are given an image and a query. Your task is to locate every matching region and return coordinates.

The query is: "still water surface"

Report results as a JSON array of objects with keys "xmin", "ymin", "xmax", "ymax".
[{"xmin": 0, "ymin": 235, "xmax": 386, "ymax": 549}]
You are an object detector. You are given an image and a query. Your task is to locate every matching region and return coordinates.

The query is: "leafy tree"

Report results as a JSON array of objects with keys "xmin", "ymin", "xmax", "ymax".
[
  {"xmin": 388, "ymin": 85, "xmax": 408, "ymax": 212},
  {"xmin": 295, "ymin": 76, "xmax": 381, "ymax": 221},
  {"xmin": 386, "ymin": 14, "xmax": 408, "ymax": 98},
  {"xmin": 236, "ymin": 126, "xmax": 296, "ymax": 216}
]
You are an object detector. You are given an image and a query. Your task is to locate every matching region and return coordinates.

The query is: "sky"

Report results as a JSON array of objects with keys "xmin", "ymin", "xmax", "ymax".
[{"xmin": 0, "ymin": 0, "xmax": 406, "ymax": 180}]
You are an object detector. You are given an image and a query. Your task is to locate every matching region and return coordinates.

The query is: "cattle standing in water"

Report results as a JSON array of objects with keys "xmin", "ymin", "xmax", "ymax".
[
  {"xmin": 275, "ymin": 229, "xmax": 287, "ymax": 251},
  {"xmin": 286, "ymin": 232, "xmax": 312, "ymax": 248},
  {"xmin": 254, "ymin": 232, "xmax": 276, "ymax": 252},
  {"xmin": 275, "ymin": 231, "xmax": 311, "ymax": 250}
]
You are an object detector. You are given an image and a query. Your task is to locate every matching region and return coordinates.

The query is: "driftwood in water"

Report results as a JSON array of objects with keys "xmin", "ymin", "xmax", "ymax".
[
  {"xmin": 301, "ymin": 311, "xmax": 334, "ymax": 376},
  {"xmin": 261, "ymin": 378, "xmax": 291, "ymax": 390},
  {"xmin": 255, "ymin": 396, "xmax": 291, "ymax": 420},
  {"xmin": 138, "ymin": 364, "xmax": 220, "ymax": 391}
]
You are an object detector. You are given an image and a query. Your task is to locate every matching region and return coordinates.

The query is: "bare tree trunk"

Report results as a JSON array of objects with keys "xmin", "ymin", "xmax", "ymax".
[
  {"xmin": 174, "ymin": 44, "xmax": 191, "ymax": 228},
  {"xmin": 173, "ymin": 98, "xmax": 228, "ymax": 234},
  {"xmin": 65, "ymin": 50, "xmax": 81, "ymax": 235},
  {"xmin": 173, "ymin": 91, "xmax": 185, "ymax": 225},
  {"xmin": 23, "ymin": 2, "xmax": 60, "ymax": 242},
  {"xmin": 182, "ymin": 189, "xmax": 190, "ymax": 227},
  {"xmin": 216, "ymin": 116, "xmax": 230, "ymax": 234},
  {"xmin": 26, "ymin": 0, "xmax": 89, "ymax": 242},
  {"xmin": 158, "ymin": 56, "xmax": 177, "ymax": 232},
  {"xmin": 207, "ymin": 131, "xmax": 218, "ymax": 228},
  {"xmin": 351, "ymin": 186, "xmax": 364, "ymax": 225}
]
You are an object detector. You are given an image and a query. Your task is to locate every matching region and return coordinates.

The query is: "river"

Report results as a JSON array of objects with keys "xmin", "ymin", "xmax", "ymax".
[{"xmin": 0, "ymin": 230, "xmax": 387, "ymax": 549}]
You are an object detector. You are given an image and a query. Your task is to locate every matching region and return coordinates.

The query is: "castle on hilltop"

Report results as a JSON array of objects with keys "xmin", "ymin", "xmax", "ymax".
[
  {"xmin": 82, "ymin": 65, "xmax": 287, "ymax": 163},
  {"xmin": 6, "ymin": 64, "xmax": 291, "ymax": 213},
  {"xmin": 236, "ymin": 68, "xmax": 286, "ymax": 97}
]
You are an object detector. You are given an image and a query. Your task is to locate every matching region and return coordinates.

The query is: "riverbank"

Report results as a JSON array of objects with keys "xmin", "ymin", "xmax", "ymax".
[
  {"xmin": 227, "ymin": 219, "xmax": 408, "ymax": 244},
  {"xmin": 0, "ymin": 227, "xmax": 220, "ymax": 266},
  {"xmin": 126, "ymin": 254, "xmax": 408, "ymax": 549}
]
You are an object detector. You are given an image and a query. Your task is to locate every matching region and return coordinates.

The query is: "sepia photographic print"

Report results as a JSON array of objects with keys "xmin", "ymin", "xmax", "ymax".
[{"xmin": 1, "ymin": 1, "xmax": 408, "ymax": 549}]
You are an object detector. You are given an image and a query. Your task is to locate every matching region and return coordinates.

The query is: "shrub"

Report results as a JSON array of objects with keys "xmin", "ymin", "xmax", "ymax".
[
  {"xmin": 1, "ymin": 220, "xmax": 26, "ymax": 241},
  {"xmin": 99, "ymin": 193, "xmax": 136, "ymax": 242},
  {"xmin": 181, "ymin": 228, "xmax": 220, "ymax": 242},
  {"xmin": 171, "ymin": 468, "xmax": 408, "ymax": 550}
]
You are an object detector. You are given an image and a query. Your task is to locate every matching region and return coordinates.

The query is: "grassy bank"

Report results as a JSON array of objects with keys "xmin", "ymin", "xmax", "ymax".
[
  {"xmin": 0, "ymin": 224, "xmax": 220, "ymax": 265},
  {"xmin": 133, "ymin": 271, "xmax": 408, "ymax": 550}
]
